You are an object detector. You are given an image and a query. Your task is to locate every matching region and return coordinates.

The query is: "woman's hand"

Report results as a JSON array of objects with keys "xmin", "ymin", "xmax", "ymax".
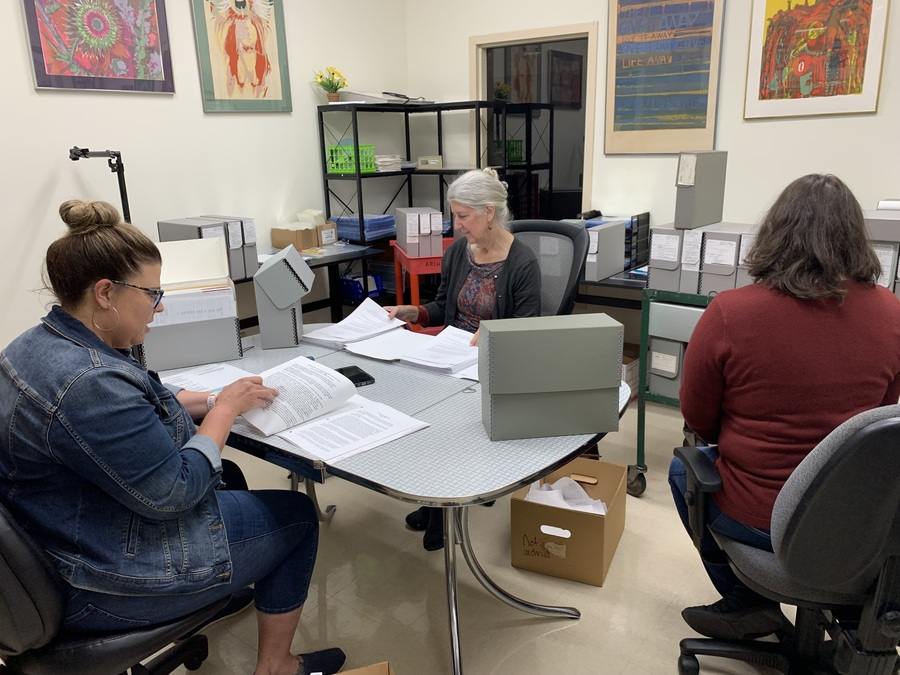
[
  {"xmin": 214, "ymin": 377, "xmax": 279, "ymax": 417},
  {"xmin": 469, "ymin": 328, "xmax": 481, "ymax": 347},
  {"xmin": 385, "ymin": 305, "xmax": 420, "ymax": 323}
]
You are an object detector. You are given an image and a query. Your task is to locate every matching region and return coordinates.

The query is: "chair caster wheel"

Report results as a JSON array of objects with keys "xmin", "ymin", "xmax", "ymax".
[
  {"xmin": 185, "ymin": 657, "xmax": 205, "ymax": 671},
  {"xmin": 627, "ymin": 466, "xmax": 646, "ymax": 497},
  {"xmin": 678, "ymin": 654, "xmax": 700, "ymax": 675}
]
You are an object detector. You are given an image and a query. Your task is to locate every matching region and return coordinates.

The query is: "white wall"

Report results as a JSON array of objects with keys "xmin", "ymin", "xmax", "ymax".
[
  {"xmin": 405, "ymin": 0, "xmax": 900, "ymax": 222},
  {"xmin": 1, "ymin": 0, "xmax": 407, "ymax": 344}
]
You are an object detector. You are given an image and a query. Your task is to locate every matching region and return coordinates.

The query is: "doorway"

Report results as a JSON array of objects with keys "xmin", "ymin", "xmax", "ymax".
[{"xmin": 471, "ymin": 24, "xmax": 598, "ymax": 220}]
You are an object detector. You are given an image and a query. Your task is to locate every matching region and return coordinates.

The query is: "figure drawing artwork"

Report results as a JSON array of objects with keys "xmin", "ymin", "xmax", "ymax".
[
  {"xmin": 191, "ymin": 0, "xmax": 293, "ymax": 112},
  {"xmin": 605, "ymin": 0, "xmax": 725, "ymax": 154},
  {"xmin": 744, "ymin": 0, "xmax": 889, "ymax": 118},
  {"xmin": 22, "ymin": 0, "xmax": 174, "ymax": 93}
]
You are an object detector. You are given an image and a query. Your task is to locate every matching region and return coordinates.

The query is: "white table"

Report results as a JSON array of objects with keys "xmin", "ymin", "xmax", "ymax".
[{"xmin": 219, "ymin": 337, "xmax": 630, "ymax": 675}]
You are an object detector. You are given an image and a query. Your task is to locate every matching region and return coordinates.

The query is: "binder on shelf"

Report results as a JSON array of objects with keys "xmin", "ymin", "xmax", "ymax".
[
  {"xmin": 158, "ymin": 217, "xmax": 245, "ymax": 281},
  {"xmin": 699, "ymin": 223, "xmax": 756, "ymax": 295},
  {"xmin": 647, "ymin": 302, "xmax": 705, "ymax": 400},
  {"xmin": 479, "ymin": 314, "xmax": 623, "ymax": 441},
  {"xmin": 203, "ymin": 215, "xmax": 258, "ymax": 277},
  {"xmin": 648, "ymin": 225, "xmax": 683, "ymax": 292},
  {"xmin": 674, "ymin": 151, "xmax": 728, "ymax": 230},
  {"xmin": 254, "ymin": 245, "xmax": 315, "ymax": 349},
  {"xmin": 137, "ymin": 239, "xmax": 242, "ymax": 371}
]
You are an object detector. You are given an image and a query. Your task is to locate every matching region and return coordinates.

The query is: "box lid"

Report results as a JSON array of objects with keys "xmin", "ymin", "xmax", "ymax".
[
  {"xmin": 254, "ymin": 245, "xmax": 314, "ymax": 308},
  {"xmin": 481, "ymin": 314, "xmax": 623, "ymax": 394},
  {"xmin": 158, "ymin": 238, "xmax": 230, "ymax": 290}
]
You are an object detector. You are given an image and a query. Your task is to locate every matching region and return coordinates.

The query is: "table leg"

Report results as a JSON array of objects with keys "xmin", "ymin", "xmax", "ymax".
[
  {"xmin": 326, "ymin": 262, "xmax": 343, "ymax": 323},
  {"xmin": 443, "ymin": 507, "xmax": 464, "ymax": 675},
  {"xmin": 304, "ymin": 478, "xmax": 336, "ymax": 523},
  {"xmin": 394, "ymin": 257, "xmax": 404, "ymax": 305},
  {"xmin": 455, "ymin": 508, "xmax": 580, "ymax": 619}
]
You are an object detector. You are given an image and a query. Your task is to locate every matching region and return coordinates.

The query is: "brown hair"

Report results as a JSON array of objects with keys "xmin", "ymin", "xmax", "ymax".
[
  {"xmin": 746, "ymin": 174, "xmax": 880, "ymax": 300},
  {"xmin": 44, "ymin": 200, "xmax": 161, "ymax": 307}
]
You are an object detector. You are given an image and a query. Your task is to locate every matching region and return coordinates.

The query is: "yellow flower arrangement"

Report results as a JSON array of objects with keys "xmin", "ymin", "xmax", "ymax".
[{"xmin": 314, "ymin": 66, "xmax": 349, "ymax": 93}]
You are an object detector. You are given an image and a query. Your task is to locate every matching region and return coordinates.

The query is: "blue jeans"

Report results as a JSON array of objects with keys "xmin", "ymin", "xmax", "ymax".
[
  {"xmin": 669, "ymin": 448, "xmax": 773, "ymax": 603},
  {"xmin": 63, "ymin": 489, "xmax": 319, "ymax": 634}
]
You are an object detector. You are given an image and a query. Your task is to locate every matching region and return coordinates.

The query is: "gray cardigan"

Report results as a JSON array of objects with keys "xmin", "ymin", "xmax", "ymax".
[{"xmin": 420, "ymin": 237, "xmax": 541, "ymax": 326}]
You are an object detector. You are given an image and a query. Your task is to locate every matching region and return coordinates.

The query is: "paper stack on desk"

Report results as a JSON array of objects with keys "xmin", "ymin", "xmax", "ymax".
[
  {"xmin": 302, "ymin": 298, "xmax": 404, "ymax": 348},
  {"xmin": 397, "ymin": 326, "xmax": 478, "ymax": 374}
]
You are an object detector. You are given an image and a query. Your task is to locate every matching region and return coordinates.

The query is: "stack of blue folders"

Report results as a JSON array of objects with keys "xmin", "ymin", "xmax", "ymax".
[{"xmin": 334, "ymin": 214, "xmax": 396, "ymax": 241}]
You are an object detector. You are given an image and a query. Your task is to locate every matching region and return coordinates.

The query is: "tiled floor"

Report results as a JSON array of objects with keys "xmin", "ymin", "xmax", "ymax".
[{"xmin": 171, "ymin": 402, "xmax": 780, "ymax": 675}]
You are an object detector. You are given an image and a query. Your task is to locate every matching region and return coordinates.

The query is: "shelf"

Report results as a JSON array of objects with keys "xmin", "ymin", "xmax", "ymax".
[
  {"xmin": 507, "ymin": 162, "xmax": 551, "ymax": 171},
  {"xmin": 325, "ymin": 167, "xmax": 482, "ymax": 180},
  {"xmin": 318, "ymin": 100, "xmax": 504, "ymax": 114}
]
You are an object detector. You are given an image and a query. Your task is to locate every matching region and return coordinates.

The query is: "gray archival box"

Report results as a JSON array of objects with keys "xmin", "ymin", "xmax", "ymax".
[
  {"xmin": 254, "ymin": 245, "xmax": 314, "ymax": 349},
  {"xmin": 479, "ymin": 313, "xmax": 623, "ymax": 441},
  {"xmin": 674, "ymin": 151, "xmax": 728, "ymax": 230}
]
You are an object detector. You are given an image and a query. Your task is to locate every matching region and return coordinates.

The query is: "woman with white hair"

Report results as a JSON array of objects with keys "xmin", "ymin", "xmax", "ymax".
[{"xmin": 385, "ymin": 167, "xmax": 542, "ymax": 550}]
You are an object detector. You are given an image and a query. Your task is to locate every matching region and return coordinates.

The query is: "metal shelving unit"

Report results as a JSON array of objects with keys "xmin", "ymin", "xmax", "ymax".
[
  {"xmin": 317, "ymin": 100, "xmax": 508, "ymax": 244},
  {"xmin": 503, "ymin": 103, "xmax": 554, "ymax": 220},
  {"xmin": 629, "ymin": 288, "xmax": 711, "ymax": 497}
]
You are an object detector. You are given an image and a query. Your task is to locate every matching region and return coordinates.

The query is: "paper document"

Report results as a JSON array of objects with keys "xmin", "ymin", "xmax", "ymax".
[
  {"xmin": 241, "ymin": 356, "xmax": 356, "ymax": 436},
  {"xmin": 399, "ymin": 326, "xmax": 478, "ymax": 373},
  {"xmin": 150, "ymin": 288, "xmax": 236, "ymax": 327},
  {"xmin": 651, "ymin": 233, "xmax": 680, "ymax": 263},
  {"xmin": 302, "ymin": 298, "xmax": 404, "ymax": 348},
  {"xmin": 703, "ymin": 239, "xmax": 737, "ymax": 266},
  {"xmin": 872, "ymin": 243, "xmax": 897, "ymax": 287},
  {"xmin": 278, "ymin": 395, "xmax": 429, "ymax": 462},
  {"xmin": 161, "ymin": 363, "xmax": 254, "ymax": 392},
  {"xmin": 345, "ymin": 329, "xmax": 434, "ymax": 361},
  {"xmin": 450, "ymin": 363, "xmax": 479, "ymax": 381}
]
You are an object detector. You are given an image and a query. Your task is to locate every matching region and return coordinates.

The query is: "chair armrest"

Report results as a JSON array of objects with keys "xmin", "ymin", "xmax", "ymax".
[{"xmin": 674, "ymin": 446, "xmax": 722, "ymax": 552}]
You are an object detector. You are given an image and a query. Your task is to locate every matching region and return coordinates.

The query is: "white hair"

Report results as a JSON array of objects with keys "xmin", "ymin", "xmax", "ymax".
[{"xmin": 446, "ymin": 168, "xmax": 511, "ymax": 228}]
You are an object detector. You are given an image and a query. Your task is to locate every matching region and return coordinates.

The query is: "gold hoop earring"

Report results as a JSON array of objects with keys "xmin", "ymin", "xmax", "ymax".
[{"xmin": 91, "ymin": 307, "xmax": 120, "ymax": 333}]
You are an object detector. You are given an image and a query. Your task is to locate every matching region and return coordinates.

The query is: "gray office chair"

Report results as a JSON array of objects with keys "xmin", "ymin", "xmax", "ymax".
[
  {"xmin": 675, "ymin": 404, "xmax": 900, "ymax": 674},
  {"xmin": 507, "ymin": 219, "xmax": 589, "ymax": 316},
  {"xmin": 0, "ymin": 502, "xmax": 251, "ymax": 675}
]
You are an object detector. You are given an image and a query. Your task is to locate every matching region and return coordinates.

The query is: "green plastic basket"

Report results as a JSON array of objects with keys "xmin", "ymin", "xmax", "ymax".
[
  {"xmin": 327, "ymin": 144, "xmax": 376, "ymax": 174},
  {"xmin": 506, "ymin": 140, "xmax": 523, "ymax": 163}
]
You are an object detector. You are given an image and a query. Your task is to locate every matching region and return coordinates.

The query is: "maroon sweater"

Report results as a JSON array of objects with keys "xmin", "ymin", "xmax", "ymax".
[{"xmin": 680, "ymin": 282, "xmax": 900, "ymax": 529}]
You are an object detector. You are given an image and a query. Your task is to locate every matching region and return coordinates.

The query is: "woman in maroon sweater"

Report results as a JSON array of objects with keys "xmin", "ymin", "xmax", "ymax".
[{"xmin": 670, "ymin": 174, "xmax": 900, "ymax": 641}]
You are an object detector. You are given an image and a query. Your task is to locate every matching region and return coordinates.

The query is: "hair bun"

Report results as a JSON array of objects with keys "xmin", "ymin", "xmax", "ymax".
[{"xmin": 59, "ymin": 199, "xmax": 120, "ymax": 235}]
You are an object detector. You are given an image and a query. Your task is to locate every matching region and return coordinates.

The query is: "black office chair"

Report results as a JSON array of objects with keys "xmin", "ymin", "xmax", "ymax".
[
  {"xmin": 507, "ymin": 219, "xmax": 589, "ymax": 316},
  {"xmin": 0, "ymin": 502, "xmax": 251, "ymax": 675},
  {"xmin": 674, "ymin": 404, "xmax": 900, "ymax": 674}
]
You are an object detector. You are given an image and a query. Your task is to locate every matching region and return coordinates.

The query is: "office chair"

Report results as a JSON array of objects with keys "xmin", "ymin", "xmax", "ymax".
[
  {"xmin": 507, "ymin": 219, "xmax": 589, "ymax": 316},
  {"xmin": 674, "ymin": 404, "xmax": 900, "ymax": 675},
  {"xmin": 0, "ymin": 502, "xmax": 252, "ymax": 675}
]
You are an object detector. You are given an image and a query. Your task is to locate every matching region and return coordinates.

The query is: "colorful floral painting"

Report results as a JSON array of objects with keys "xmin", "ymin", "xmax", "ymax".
[
  {"xmin": 23, "ymin": 0, "xmax": 174, "ymax": 93},
  {"xmin": 191, "ymin": 0, "xmax": 292, "ymax": 112},
  {"xmin": 744, "ymin": 0, "xmax": 890, "ymax": 118}
]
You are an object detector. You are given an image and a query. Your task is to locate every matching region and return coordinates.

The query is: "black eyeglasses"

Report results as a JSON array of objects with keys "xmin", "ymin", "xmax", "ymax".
[{"xmin": 111, "ymin": 281, "xmax": 164, "ymax": 308}]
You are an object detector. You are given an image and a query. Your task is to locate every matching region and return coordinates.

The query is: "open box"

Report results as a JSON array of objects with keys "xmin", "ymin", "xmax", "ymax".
[{"xmin": 510, "ymin": 458, "xmax": 627, "ymax": 587}]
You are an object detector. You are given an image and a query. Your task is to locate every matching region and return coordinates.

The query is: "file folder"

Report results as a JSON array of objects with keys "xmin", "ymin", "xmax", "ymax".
[
  {"xmin": 479, "ymin": 314, "xmax": 623, "ymax": 440},
  {"xmin": 254, "ymin": 245, "xmax": 314, "ymax": 349},
  {"xmin": 674, "ymin": 151, "xmax": 728, "ymax": 230},
  {"xmin": 648, "ymin": 225, "xmax": 682, "ymax": 292}
]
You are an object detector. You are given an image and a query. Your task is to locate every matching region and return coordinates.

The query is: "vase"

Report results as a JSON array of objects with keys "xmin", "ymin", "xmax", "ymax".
[{"xmin": 326, "ymin": 92, "xmax": 340, "ymax": 103}]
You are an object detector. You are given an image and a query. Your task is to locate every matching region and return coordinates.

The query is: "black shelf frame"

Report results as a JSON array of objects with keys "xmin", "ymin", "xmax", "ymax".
[
  {"xmin": 317, "ymin": 100, "xmax": 510, "ymax": 244},
  {"xmin": 503, "ymin": 103, "xmax": 554, "ymax": 220}
]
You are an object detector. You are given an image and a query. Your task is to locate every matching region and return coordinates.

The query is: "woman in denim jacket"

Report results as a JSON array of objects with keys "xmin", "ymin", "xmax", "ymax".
[{"xmin": 0, "ymin": 200, "xmax": 345, "ymax": 675}]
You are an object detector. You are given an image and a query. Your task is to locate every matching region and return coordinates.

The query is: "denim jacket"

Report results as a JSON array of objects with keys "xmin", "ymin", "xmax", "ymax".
[{"xmin": 0, "ymin": 306, "xmax": 232, "ymax": 596}]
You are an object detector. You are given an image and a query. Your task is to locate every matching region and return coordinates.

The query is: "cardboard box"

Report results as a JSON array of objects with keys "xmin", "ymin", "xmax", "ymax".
[
  {"xmin": 480, "ymin": 313, "xmax": 623, "ymax": 440},
  {"xmin": 341, "ymin": 662, "xmax": 395, "ymax": 675},
  {"xmin": 271, "ymin": 226, "xmax": 319, "ymax": 251},
  {"xmin": 511, "ymin": 458, "xmax": 627, "ymax": 587},
  {"xmin": 317, "ymin": 221, "xmax": 338, "ymax": 246}
]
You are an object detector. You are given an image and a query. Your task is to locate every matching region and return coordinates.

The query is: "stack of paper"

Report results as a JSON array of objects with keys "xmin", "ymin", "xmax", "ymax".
[
  {"xmin": 398, "ymin": 326, "xmax": 478, "ymax": 374},
  {"xmin": 303, "ymin": 298, "xmax": 404, "ymax": 348},
  {"xmin": 375, "ymin": 154, "xmax": 403, "ymax": 172}
]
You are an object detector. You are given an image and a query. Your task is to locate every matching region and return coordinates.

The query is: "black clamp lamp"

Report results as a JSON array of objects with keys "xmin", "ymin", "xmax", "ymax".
[{"xmin": 68, "ymin": 146, "xmax": 131, "ymax": 223}]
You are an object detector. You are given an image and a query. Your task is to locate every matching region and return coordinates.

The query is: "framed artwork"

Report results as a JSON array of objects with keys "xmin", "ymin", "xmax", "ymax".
[
  {"xmin": 509, "ymin": 45, "xmax": 541, "ymax": 103},
  {"xmin": 190, "ymin": 0, "xmax": 292, "ymax": 113},
  {"xmin": 549, "ymin": 50, "xmax": 583, "ymax": 109},
  {"xmin": 744, "ymin": 0, "xmax": 889, "ymax": 119},
  {"xmin": 22, "ymin": 0, "xmax": 174, "ymax": 93},
  {"xmin": 605, "ymin": 0, "xmax": 725, "ymax": 154}
]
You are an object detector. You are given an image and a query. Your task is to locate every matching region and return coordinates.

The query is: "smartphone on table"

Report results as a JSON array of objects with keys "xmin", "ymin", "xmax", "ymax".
[{"xmin": 336, "ymin": 365, "xmax": 375, "ymax": 387}]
